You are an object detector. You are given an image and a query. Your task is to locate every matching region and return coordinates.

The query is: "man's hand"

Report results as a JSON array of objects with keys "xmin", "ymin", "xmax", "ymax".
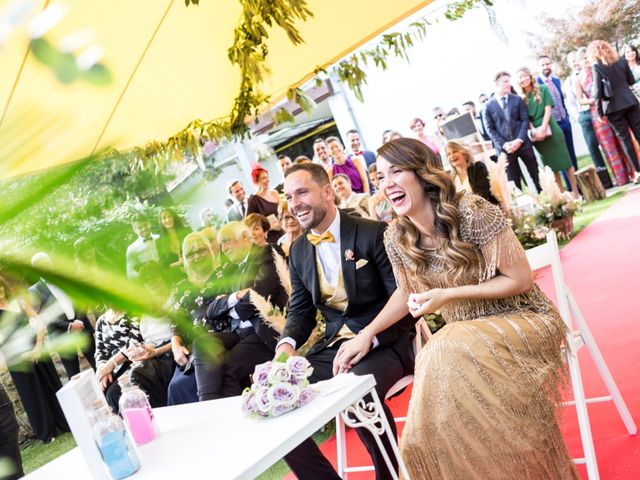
[
  {"xmin": 332, "ymin": 333, "xmax": 373, "ymax": 375},
  {"xmin": 274, "ymin": 342, "xmax": 296, "ymax": 359},
  {"xmin": 69, "ymin": 320, "xmax": 85, "ymax": 332},
  {"xmin": 236, "ymin": 289, "xmax": 250, "ymax": 301}
]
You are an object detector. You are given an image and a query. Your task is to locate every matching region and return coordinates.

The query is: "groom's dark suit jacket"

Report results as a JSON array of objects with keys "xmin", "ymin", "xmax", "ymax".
[
  {"xmin": 282, "ymin": 211, "xmax": 413, "ymax": 368},
  {"xmin": 206, "ymin": 245, "xmax": 287, "ymax": 351}
]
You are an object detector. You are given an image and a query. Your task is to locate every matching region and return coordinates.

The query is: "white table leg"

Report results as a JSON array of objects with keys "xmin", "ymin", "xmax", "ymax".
[{"xmin": 340, "ymin": 388, "xmax": 411, "ymax": 480}]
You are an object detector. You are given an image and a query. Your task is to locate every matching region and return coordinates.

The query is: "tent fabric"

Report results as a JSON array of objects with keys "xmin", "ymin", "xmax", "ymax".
[{"xmin": 0, "ymin": 0, "xmax": 432, "ymax": 178}]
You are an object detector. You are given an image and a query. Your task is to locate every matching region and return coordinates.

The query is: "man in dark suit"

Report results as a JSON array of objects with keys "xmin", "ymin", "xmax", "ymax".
[
  {"xmin": 483, "ymin": 71, "xmax": 541, "ymax": 191},
  {"xmin": 192, "ymin": 221, "xmax": 288, "ymax": 401},
  {"xmin": 537, "ymin": 55, "xmax": 579, "ymax": 174},
  {"xmin": 276, "ymin": 163, "xmax": 414, "ymax": 480}
]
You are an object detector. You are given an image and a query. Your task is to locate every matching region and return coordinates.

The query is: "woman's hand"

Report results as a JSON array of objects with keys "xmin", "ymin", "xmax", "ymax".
[
  {"xmin": 172, "ymin": 341, "xmax": 190, "ymax": 366},
  {"xmin": 97, "ymin": 361, "xmax": 115, "ymax": 391},
  {"xmin": 332, "ymin": 331, "xmax": 374, "ymax": 375},
  {"xmin": 407, "ymin": 289, "xmax": 452, "ymax": 317},
  {"xmin": 129, "ymin": 343, "xmax": 156, "ymax": 362}
]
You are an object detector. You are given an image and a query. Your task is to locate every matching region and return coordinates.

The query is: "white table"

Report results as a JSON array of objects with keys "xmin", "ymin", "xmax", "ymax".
[{"xmin": 24, "ymin": 373, "xmax": 409, "ymax": 480}]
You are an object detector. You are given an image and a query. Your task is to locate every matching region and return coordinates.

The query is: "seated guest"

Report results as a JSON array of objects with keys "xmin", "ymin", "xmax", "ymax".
[
  {"xmin": 243, "ymin": 213, "xmax": 270, "ymax": 247},
  {"xmin": 331, "ymin": 173, "xmax": 370, "ymax": 218},
  {"xmin": 199, "ymin": 208, "xmax": 216, "ymax": 228},
  {"xmin": 276, "ymin": 203, "xmax": 302, "ymax": 258},
  {"xmin": 382, "ymin": 129, "xmax": 403, "ymax": 144},
  {"xmin": 103, "ymin": 263, "xmax": 175, "ymax": 411},
  {"xmin": 192, "ymin": 222, "xmax": 288, "ymax": 401},
  {"xmin": 294, "ymin": 155, "xmax": 312, "ymax": 164},
  {"xmin": 94, "ymin": 309, "xmax": 142, "ymax": 410},
  {"xmin": 326, "ymin": 136, "xmax": 369, "ymax": 194},
  {"xmin": 446, "ymin": 141, "xmax": 500, "ymax": 205},
  {"xmin": 367, "ymin": 164, "xmax": 394, "ymax": 223},
  {"xmin": 167, "ymin": 232, "xmax": 223, "ymax": 406}
]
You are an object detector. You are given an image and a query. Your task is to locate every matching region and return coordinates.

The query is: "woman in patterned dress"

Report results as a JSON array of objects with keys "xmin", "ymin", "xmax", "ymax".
[{"xmin": 335, "ymin": 138, "xmax": 577, "ymax": 479}]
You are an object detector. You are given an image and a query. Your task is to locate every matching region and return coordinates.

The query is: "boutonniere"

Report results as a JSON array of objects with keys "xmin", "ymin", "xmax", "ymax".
[{"xmin": 344, "ymin": 249, "xmax": 355, "ymax": 261}]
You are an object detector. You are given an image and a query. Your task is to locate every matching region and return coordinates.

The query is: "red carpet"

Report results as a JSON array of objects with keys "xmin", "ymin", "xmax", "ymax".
[{"xmin": 285, "ymin": 189, "xmax": 640, "ymax": 479}]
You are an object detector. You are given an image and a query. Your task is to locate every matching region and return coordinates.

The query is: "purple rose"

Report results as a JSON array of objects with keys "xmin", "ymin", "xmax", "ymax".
[
  {"xmin": 298, "ymin": 387, "xmax": 314, "ymax": 407},
  {"xmin": 254, "ymin": 387, "xmax": 272, "ymax": 415},
  {"xmin": 286, "ymin": 356, "xmax": 313, "ymax": 380},
  {"xmin": 241, "ymin": 390, "xmax": 258, "ymax": 416},
  {"xmin": 268, "ymin": 383, "xmax": 299, "ymax": 408},
  {"xmin": 253, "ymin": 361, "xmax": 272, "ymax": 387},
  {"xmin": 271, "ymin": 403, "xmax": 294, "ymax": 417}
]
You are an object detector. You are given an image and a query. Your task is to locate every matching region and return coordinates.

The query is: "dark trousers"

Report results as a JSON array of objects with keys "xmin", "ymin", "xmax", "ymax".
[
  {"xmin": 60, "ymin": 317, "xmax": 96, "ymax": 378},
  {"xmin": 284, "ymin": 337, "xmax": 409, "ymax": 480},
  {"xmin": 557, "ymin": 117, "xmax": 578, "ymax": 191},
  {"xmin": 0, "ymin": 385, "xmax": 23, "ymax": 480},
  {"xmin": 105, "ymin": 354, "xmax": 175, "ymax": 413},
  {"xmin": 578, "ymin": 110, "xmax": 607, "ymax": 169},
  {"xmin": 607, "ymin": 105, "xmax": 640, "ymax": 172},
  {"xmin": 506, "ymin": 145, "xmax": 541, "ymax": 192},
  {"xmin": 167, "ymin": 364, "xmax": 198, "ymax": 406},
  {"xmin": 193, "ymin": 329, "xmax": 272, "ymax": 401},
  {"xmin": 9, "ymin": 360, "xmax": 69, "ymax": 442}
]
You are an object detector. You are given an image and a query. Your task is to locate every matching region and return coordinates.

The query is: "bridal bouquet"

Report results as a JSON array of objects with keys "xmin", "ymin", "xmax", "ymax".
[{"xmin": 241, "ymin": 355, "xmax": 315, "ymax": 418}]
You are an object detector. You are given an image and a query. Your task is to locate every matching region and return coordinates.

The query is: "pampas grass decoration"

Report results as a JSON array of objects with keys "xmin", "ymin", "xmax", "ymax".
[
  {"xmin": 249, "ymin": 289, "xmax": 286, "ymax": 334},
  {"xmin": 272, "ymin": 250, "xmax": 292, "ymax": 298},
  {"xmin": 539, "ymin": 165, "xmax": 563, "ymax": 207},
  {"xmin": 487, "ymin": 153, "xmax": 511, "ymax": 215}
]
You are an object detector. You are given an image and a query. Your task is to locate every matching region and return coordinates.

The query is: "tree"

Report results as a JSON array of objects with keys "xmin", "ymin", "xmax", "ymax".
[{"xmin": 527, "ymin": 0, "xmax": 640, "ymax": 78}]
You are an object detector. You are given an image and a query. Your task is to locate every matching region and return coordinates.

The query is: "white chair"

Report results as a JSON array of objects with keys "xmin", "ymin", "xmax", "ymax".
[
  {"xmin": 526, "ymin": 230, "xmax": 637, "ymax": 479},
  {"xmin": 335, "ymin": 319, "xmax": 430, "ymax": 478}
]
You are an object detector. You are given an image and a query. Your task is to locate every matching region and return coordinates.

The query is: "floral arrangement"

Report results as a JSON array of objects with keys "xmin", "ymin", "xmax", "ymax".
[
  {"xmin": 535, "ymin": 166, "xmax": 582, "ymax": 224},
  {"xmin": 511, "ymin": 212, "xmax": 549, "ymax": 250},
  {"xmin": 241, "ymin": 355, "xmax": 315, "ymax": 418}
]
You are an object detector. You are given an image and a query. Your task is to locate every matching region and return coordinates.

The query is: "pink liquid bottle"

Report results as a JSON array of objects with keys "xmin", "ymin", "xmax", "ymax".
[{"xmin": 118, "ymin": 374, "xmax": 158, "ymax": 445}]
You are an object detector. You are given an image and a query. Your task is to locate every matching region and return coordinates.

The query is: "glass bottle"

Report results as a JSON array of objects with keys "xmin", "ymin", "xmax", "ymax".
[
  {"xmin": 118, "ymin": 374, "xmax": 158, "ymax": 445},
  {"xmin": 89, "ymin": 399, "xmax": 140, "ymax": 480}
]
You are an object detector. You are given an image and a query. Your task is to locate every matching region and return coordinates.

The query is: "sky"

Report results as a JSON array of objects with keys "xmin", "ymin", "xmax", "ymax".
[{"xmin": 345, "ymin": 0, "xmax": 593, "ymax": 146}]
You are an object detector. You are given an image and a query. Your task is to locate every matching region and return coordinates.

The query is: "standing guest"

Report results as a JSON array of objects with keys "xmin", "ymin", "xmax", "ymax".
[
  {"xmin": 336, "ymin": 138, "xmax": 577, "ymax": 479},
  {"xmin": 199, "ymin": 208, "xmax": 216, "ymax": 228},
  {"xmin": 516, "ymin": 67, "xmax": 579, "ymax": 194},
  {"xmin": 276, "ymin": 202, "xmax": 302, "ymax": 258},
  {"xmin": 382, "ymin": 130, "xmax": 402, "ymax": 144},
  {"xmin": 588, "ymin": 40, "xmax": 640, "ymax": 184},
  {"xmin": 0, "ymin": 275, "xmax": 69, "ymax": 444},
  {"xmin": 409, "ymin": 117, "xmax": 440, "ymax": 156},
  {"xmin": 331, "ymin": 173, "xmax": 370, "ymax": 218},
  {"xmin": 246, "ymin": 165, "xmax": 284, "ymax": 243},
  {"xmin": 192, "ymin": 222, "xmax": 288, "ymax": 401},
  {"xmin": 30, "ymin": 252, "xmax": 96, "ymax": 378},
  {"xmin": 367, "ymin": 164, "xmax": 394, "ymax": 223},
  {"xmin": 0, "ymin": 381, "xmax": 23, "ymax": 479},
  {"xmin": 126, "ymin": 214, "xmax": 160, "ymax": 280},
  {"xmin": 537, "ymin": 55, "xmax": 579, "ymax": 175},
  {"xmin": 276, "ymin": 163, "xmax": 413, "ymax": 480},
  {"xmin": 346, "ymin": 129, "xmax": 376, "ymax": 169},
  {"xmin": 274, "ymin": 155, "xmax": 293, "ymax": 194},
  {"xmin": 483, "ymin": 71, "xmax": 541, "ymax": 191},
  {"xmin": 312, "ymin": 138, "xmax": 333, "ymax": 172},
  {"xmin": 446, "ymin": 141, "xmax": 499, "ymax": 205},
  {"xmin": 326, "ymin": 136, "xmax": 369, "ymax": 194},
  {"xmin": 294, "ymin": 155, "xmax": 312, "ymax": 164},
  {"xmin": 225, "ymin": 180, "xmax": 249, "ymax": 222},
  {"xmin": 577, "ymin": 49, "xmax": 635, "ymax": 185},
  {"xmin": 243, "ymin": 213, "xmax": 270, "ymax": 247},
  {"xmin": 478, "ymin": 92, "xmax": 490, "ymax": 106},
  {"xmin": 167, "ymin": 232, "xmax": 223, "ymax": 406},
  {"xmin": 567, "ymin": 49, "xmax": 609, "ymax": 173},
  {"xmin": 623, "ymin": 44, "xmax": 640, "ymax": 99},
  {"xmin": 156, "ymin": 208, "xmax": 191, "ymax": 270},
  {"xmin": 462, "ymin": 100, "xmax": 490, "ymax": 142}
]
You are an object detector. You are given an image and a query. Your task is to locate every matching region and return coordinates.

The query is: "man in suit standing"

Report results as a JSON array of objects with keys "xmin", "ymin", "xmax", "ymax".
[
  {"xmin": 224, "ymin": 180, "xmax": 248, "ymax": 222},
  {"xmin": 537, "ymin": 55, "xmax": 579, "ymax": 174},
  {"xmin": 276, "ymin": 163, "xmax": 413, "ymax": 480},
  {"xmin": 192, "ymin": 222, "xmax": 287, "ymax": 401},
  {"xmin": 483, "ymin": 71, "xmax": 541, "ymax": 191},
  {"xmin": 346, "ymin": 129, "xmax": 376, "ymax": 169}
]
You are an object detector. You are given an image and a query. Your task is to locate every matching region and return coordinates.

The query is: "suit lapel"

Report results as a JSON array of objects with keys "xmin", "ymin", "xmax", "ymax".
[
  {"xmin": 301, "ymin": 236, "xmax": 321, "ymax": 306},
  {"xmin": 339, "ymin": 211, "xmax": 356, "ymax": 313}
]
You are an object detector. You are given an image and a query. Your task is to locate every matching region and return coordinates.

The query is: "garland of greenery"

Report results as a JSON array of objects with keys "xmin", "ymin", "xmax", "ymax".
[{"xmin": 112, "ymin": 0, "xmax": 494, "ymax": 175}]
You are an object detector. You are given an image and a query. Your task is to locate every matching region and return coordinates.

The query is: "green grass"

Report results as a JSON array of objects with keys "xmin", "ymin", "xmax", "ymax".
[{"xmin": 20, "ymin": 432, "xmax": 76, "ymax": 474}]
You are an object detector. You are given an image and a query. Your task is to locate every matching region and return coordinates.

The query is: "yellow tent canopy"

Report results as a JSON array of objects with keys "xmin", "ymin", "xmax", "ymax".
[{"xmin": 0, "ymin": 0, "xmax": 432, "ymax": 178}]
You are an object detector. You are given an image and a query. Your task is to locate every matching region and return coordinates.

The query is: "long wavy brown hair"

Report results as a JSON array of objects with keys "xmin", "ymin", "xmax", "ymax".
[
  {"xmin": 587, "ymin": 40, "xmax": 618, "ymax": 66},
  {"xmin": 377, "ymin": 138, "xmax": 479, "ymax": 283},
  {"xmin": 514, "ymin": 67, "xmax": 542, "ymax": 105}
]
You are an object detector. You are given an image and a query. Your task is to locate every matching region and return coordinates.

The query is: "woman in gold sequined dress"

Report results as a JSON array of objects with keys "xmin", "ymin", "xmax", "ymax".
[{"xmin": 334, "ymin": 138, "xmax": 578, "ymax": 479}]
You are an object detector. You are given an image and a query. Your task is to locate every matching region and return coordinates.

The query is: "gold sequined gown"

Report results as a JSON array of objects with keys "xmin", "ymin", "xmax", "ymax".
[{"xmin": 385, "ymin": 195, "xmax": 578, "ymax": 480}]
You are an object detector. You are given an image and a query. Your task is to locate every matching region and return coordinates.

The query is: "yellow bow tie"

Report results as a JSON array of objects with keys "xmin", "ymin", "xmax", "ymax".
[{"xmin": 307, "ymin": 230, "xmax": 335, "ymax": 246}]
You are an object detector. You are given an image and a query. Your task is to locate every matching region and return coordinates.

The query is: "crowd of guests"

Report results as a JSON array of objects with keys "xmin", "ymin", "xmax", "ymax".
[{"xmin": 1, "ymin": 37, "xmax": 639, "ymax": 480}]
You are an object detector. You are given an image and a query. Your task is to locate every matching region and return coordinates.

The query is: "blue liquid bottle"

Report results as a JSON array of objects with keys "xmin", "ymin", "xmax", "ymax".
[{"xmin": 89, "ymin": 399, "xmax": 141, "ymax": 479}]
